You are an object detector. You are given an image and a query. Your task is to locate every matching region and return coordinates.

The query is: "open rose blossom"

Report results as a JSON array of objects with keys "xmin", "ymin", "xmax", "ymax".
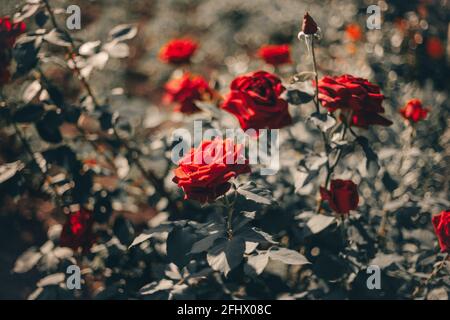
[
  {"xmin": 221, "ymin": 71, "xmax": 292, "ymax": 131},
  {"xmin": 318, "ymin": 74, "xmax": 392, "ymax": 128},
  {"xmin": 164, "ymin": 72, "xmax": 214, "ymax": 114},
  {"xmin": 60, "ymin": 208, "xmax": 95, "ymax": 252},
  {"xmin": 173, "ymin": 139, "xmax": 251, "ymax": 203},
  {"xmin": 432, "ymin": 210, "xmax": 450, "ymax": 253},
  {"xmin": 159, "ymin": 38, "xmax": 198, "ymax": 64},
  {"xmin": 399, "ymin": 99, "xmax": 428, "ymax": 123},
  {"xmin": 258, "ymin": 44, "xmax": 292, "ymax": 66},
  {"xmin": 320, "ymin": 179, "xmax": 359, "ymax": 214}
]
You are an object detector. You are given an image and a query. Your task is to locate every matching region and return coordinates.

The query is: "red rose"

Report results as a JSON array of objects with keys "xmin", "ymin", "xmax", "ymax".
[
  {"xmin": 399, "ymin": 99, "xmax": 428, "ymax": 123},
  {"xmin": 432, "ymin": 210, "xmax": 450, "ymax": 253},
  {"xmin": 221, "ymin": 71, "xmax": 292, "ymax": 131},
  {"xmin": 302, "ymin": 12, "xmax": 318, "ymax": 35},
  {"xmin": 163, "ymin": 72, "xmax": 213, "ymax": 114},
  {"xmin": 345, "ymin": 23, "xmax": 363, "ymax": 42},
  {"xmin": 320, "ymin": 179, "xmax": 359, "ymax": 214},
  {"xmin": 173, "ymin": 139, "xmax": 251, "ymax": 203},
  {"xmin": 258, "ymin": 44, "xmax": 292, "ymax": 66},
  {"xmin": 159, "ymin": 38, "xmax": 198, "ymax": 64},
  {"xmin": 60, "ymin": 208, "xmax": 95, "ymax": 252},
  {"xmin": 318, "ymin": 74, "xmax": 392, "ymax": 128}
]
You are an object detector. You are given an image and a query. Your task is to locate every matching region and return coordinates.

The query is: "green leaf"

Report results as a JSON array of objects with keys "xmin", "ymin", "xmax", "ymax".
[
  {"xmin": 207, "ymin": 237, "xmax": 245, "ymax": 276},
  {"xmin": 237, "ymin": 182, "xmax": 274, "ymax": 205},
  {"xmin": 268, "ymin": 247, "xmax": 310, "ymax": 265},
  {"xmin": 166, "ymin": 226, "xmax": 197, "ymax": 268}
]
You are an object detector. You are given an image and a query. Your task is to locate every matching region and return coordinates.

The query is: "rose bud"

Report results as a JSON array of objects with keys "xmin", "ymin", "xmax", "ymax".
[
  {"xmin": 432, "ymin": 210, "xmax": 450, "ymax": 253},
  {"xmin": 173, "ymin": 139, "xmax": 251, "ymax": 203},
  {"xmin": 302, "ymin": 12, "xmax": 318, "ymax": 35},
  {"xmin": 320, "ymin": 179, "xmax": 359, "ymax": 214},
  {"xmin": 399, "ymin": 99, "xmax": 428, "ymax": 123}
]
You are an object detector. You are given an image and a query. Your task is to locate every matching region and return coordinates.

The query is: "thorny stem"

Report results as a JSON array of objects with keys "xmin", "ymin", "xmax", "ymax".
[
  {"xmin": 412, "ymin": 253, "xmax": 449, "ymax": 299},
  {"xmin": 42, "ymin": 0, "xmax": 178, "ymax": 213}
]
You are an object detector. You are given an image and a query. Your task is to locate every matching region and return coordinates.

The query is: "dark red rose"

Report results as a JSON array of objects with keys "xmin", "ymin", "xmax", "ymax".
[
  {"xmin": 258, "ymin": 44, "xmax": 292, "ymax": 66},
  {"xmin": 173, "ymin": 139, "xmax": 251, "ymax": 203},
  {"xmin": 320, "ymin": 179, "xmax": 359, "ymax": 214},
  {"xmin": 426, "ymin": 37, "xmax": 444, "ymax": 60},
  {"xmin": 399, "ymin": 99, "xmax": 428, "ymax": 123},
  {"xmin": 0, "ymin": 17, "xmax": 25, "ymax": 86},
  {"xmin": 60, "ymin": 208, "xmax": 95, "ymax": 252},
  {"xmin": 0, "ymin": 16, "xmax": 26, "ymax": 48},
  {"xmin": 163, "ymin": 72, "xmax": 214, "ymax": 114},
  {"xmin": 159, "ymin": 38, "xmax": 198, "ymax": 64},
  {"xmin": 318, "ymin": 74, "xmax": 392, "ymax": 128},
  {"xmin": 432, "ymin": 210, "xmax": 450, "ymax": 253},
  {"xmin": 221, "ymin": 71, "xmax": 292, "ymax": 131},
  {"xmin": 302, "ymin": 12, "xmax": 318, "ymax": 35}
]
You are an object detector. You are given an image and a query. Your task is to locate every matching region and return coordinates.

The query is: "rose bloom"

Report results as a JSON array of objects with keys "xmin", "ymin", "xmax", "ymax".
[
  {"xmin": 399, "ymin": 99, "xmax": 428, "ymax": 123},
  {"xmin": 159, "ymin": 38, "xmax": 198, "ymax": 64},
  {"xmin": 302, "ymin": 12, "xmax": 318, "ymax": 35},
  {"xmin": 173, "ymin": 139, "xmax": 251, "ymax": 203},
  {"xmin": 258, "ymin": 44, "xmax": 292, "ymax": 66},
  {"xmin": 320, "ymin": 179, "xmax": 359, "ymax": 214},
  {"xmin": 318, "ymin": 74, "xmax": 392, "ymax": 128},
  {"xmin": 163, "ymin": 72, "xmax": 213, "ymax": 114},
  {"xmin": 432, "ymin": 210, "xmax": 450, "ymax": 253},
  {"xmin": 221, "ymin": 71, "xmax": 292, "ymax": 131},
  {"xmin": 60, "ymin": 208, "xmax": 95, "ymax": 252}
]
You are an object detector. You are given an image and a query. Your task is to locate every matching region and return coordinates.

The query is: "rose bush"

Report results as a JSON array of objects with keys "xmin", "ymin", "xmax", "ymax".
[{"xmin": 1, "ymin": 1, "xmax": 448, "ymax": 301}]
